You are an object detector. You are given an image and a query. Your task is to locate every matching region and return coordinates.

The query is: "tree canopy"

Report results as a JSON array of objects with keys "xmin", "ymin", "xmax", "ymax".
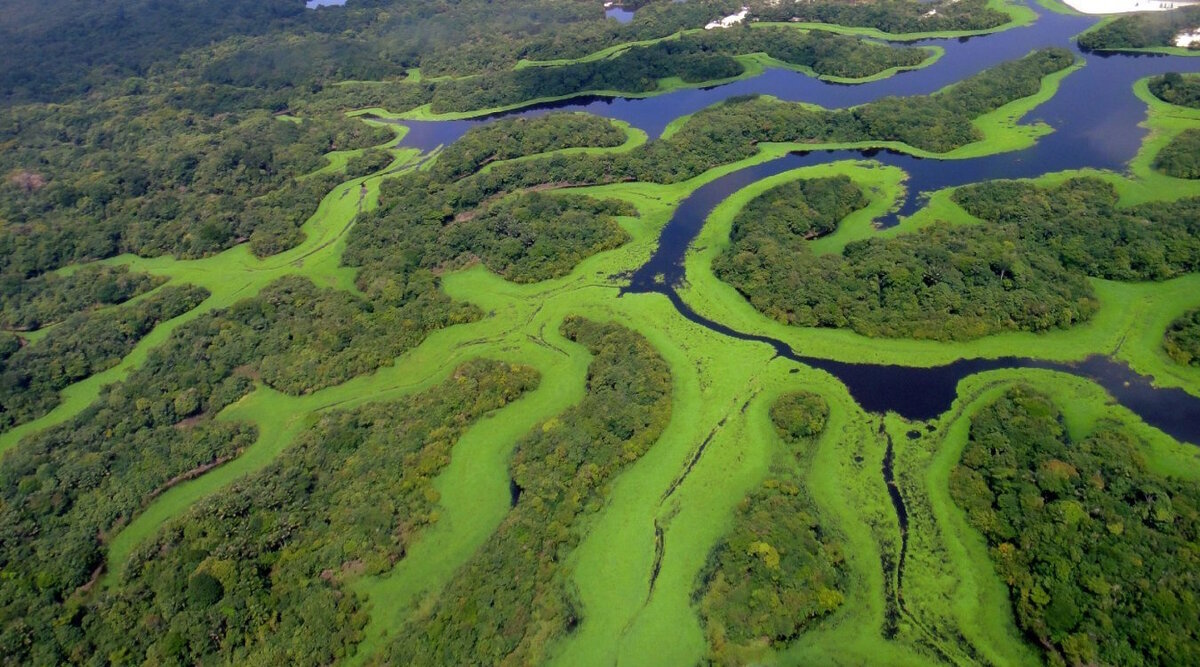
[{"xmin": 951, "ymin": 386, "xmax": 1200, "ymax": 666}]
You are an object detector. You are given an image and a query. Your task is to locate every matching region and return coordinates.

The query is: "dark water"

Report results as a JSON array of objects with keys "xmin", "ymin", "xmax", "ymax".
[
  {"xmin": 605, "ymin": 6, "xmax": 636, "ymax": 24},
  {"xmin": 385, "ymin": 3, "xmax": 1200, "ymax": 442}
]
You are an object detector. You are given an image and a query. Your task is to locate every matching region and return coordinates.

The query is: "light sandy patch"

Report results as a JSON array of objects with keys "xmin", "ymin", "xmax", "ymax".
[
  {"xmin": 1062, "ymin": 0, "xmax": 1195, "ymax": 14},
  {"xmin": 1176, "ymin": 29, "xmax": 1200, "ymax": 46}
]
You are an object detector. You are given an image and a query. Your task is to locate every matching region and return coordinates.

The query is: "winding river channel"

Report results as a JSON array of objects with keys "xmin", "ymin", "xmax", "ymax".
[{"xmin": 387, "ymin": 3, "xmax": 1200, "ymax": 444}]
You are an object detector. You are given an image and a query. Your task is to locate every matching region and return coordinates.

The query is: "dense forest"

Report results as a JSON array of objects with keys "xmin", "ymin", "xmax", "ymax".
[
  {"xmin": 347, "ymin": 179, "xmax": 636, "ymax": 301},
  {"xmin": 379, "ymin": 317, "xmax": 673, "ymax": 665},
  {"xmin": 0, "ymin": 284, "xmax": 209, "ymax": 433},
  {"xmin": 349, "ymin": 48, "xmax": 1072, "ymax": 215},
  {"xmin": 4, "ymin": 0, "xmax": 1006, "ymax": 106},
  {"xmin": 0, "ymin": 4, "xmax": 967, "ymax": 322},
  {"xmin": 951, "ymin": 386, "xmax": 1200, "ymax": 666},
  {"xmin": 0, "ymin": 265, "xmax": 163, "ymax": 331},
  {"xmin": 516, "ymin": 0, "xmax": 1006, "ymax": 66},
  {"xmin": 695, "ymin": 391, "xmax": 846, "ymax": 665},
  {"xmin": 422, "ymin": 28, "xmax": 930, "ymax": 114},
  {"xmin": 340, "ymin": 51, "xmax": 1073, "ymax": 346},
  {"xmin": 1149, "ymin": 72, "xmax": 1200, "ymax": 109},
  {"xmin": 1, "ymin": 0, "xmax": 600, "ymax": 103},
  {"xmin": 714, "ymin": 177, "xmax": 1200, "ymax": 340},
  {"xmin": 1165, "ymin": 308, "xmax": 1200, "ymax": 367},
  {"xmin": 1077, "ymin": 6, "xmax": 1200, "ymax": 52},
  {"xmin": 0, "ymin": 104, "xmax": 392, "ymax": 283},
  {"xmin": 71, "ymin": 359, "xmax": 539, "ymax": 664},
  {"xmin": 0, "ymin": 270, "xmax": 529, "ymax": 662},
  {"xmin": 726, "ymin": 175, "xmax": 871, "ymax": 242},
  {"xmin": 1, "ymin": 31, "xmax": 1061, "ymax": 324},
  {"xmin": 0, "ymin": 0, "xmax": 307, "ymax": 102},
  {"xmin": 1154, "ymin": 129, "xmax": 1200, "ymax": 179},
  {"xmin": 748, "ymin": 0, "xmax": 1009, "ymax": 34},
  {"xmin": 311, "ymin": 26, "xmax": 932, "ymax": 116},
  {"xmin": 428, "ymin": 113, "xmax": 628, "ymax": 182}
]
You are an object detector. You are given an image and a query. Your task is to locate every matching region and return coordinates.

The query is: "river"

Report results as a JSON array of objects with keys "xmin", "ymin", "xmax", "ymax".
[{"xmin": 385, "ymin": 2, "xmax": 1200, "ymax": 442}]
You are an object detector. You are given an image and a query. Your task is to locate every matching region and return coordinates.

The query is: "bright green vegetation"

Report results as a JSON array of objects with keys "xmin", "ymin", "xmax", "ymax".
[
  {"xmin": 1165, "ymin": 309, "xmax": 1200, "ymax": 366},
  {"xmin": 1149, "ymin": 72, "xmax": 1200, "ymax": 109},
  {"xmin": 377, "ymin": 317, "xmax": 672, "ymax": 665},
  {"xmin": 0, "ymin": 284, "xmax": 208, "ymax": 433},
  {"xmin": 951, "ymin": 386, "xmax": 1200, "ymax": 666},
  {"xmin": 1154, "ymin": 128, "xmax": 1200, "ymax": 179},
  {"xmin": 1078, "ymin": 6, "xmax": 1200, "ymax": 55},
  {"xmin": 0, "ymin": 265, "xmax": 164, "ymax": 331},
  {"xmin": 715, "ymin": 175, "xmax": 1200, "ymax": 340},
  {"xmin": 694, "ymin": 391, "xmax": 848, "ymax": 665},
  {"xmin": 71, "ymin": 359, "xmax": 538, "ymax": 665}
]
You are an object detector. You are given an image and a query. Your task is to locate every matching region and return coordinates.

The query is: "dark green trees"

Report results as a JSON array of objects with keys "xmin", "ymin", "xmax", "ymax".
[
  {"xmin": 1165, "ymin": 308, "xmax": 1200, "ymax": 366},
  {"xmin": 951, "ymin": 387, "xmax": 1200, "ymax": 666},
  {"xmin": 1078, "ymin": 7, "xmax": 1200, "ymax": 52},
  {"xmin": 1149, "ymin": 72, "xmax": 1200, "ymax": 109},
  {"xmin": 0, "ymin": 284, "xmax": 209, "ymax": 432},
  {"xmin": 695, "ymin": 391, "xmax": 843, "ymax": 664},
  {"xmin": 716, "ymin": 176, "xmax": 1200, "ymax": 341},
  {"xmin": 77, "ymin": 360, "xmax": 539, "ymax": 665},
  {"xmin": 1154, "ymin": 129, "xmax": 1200, "ymax": 179}
]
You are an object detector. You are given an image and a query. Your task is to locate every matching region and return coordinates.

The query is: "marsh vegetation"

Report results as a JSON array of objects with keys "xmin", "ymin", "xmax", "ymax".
[{"xmin": 0, "ymin": 1, "xmax": 1197, "ymax": 665}]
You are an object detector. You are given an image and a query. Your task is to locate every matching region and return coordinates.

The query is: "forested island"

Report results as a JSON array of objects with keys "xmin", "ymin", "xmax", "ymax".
[{"xmin": 1, "ymin": 0, "xmax": 1198, "ymax": 665}]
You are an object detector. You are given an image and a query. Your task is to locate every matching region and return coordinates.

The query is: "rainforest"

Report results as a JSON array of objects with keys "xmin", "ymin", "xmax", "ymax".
[{"xmin": 1, "ymin": 0, "xmax": 1198, "ymax": 665}]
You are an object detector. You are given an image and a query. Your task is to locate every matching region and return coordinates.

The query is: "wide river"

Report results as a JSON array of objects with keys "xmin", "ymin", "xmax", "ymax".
[{"xmin": 387, "ymin": 3, "xmax": 1200, "ymax": 443}]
